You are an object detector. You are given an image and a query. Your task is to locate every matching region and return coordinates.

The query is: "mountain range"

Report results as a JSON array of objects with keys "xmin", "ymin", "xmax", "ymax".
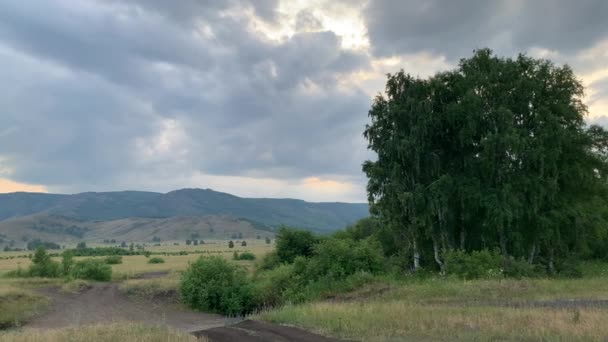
[{"xmin": 0, "ymin": 188, "xmax": 368, "ymax": 245}]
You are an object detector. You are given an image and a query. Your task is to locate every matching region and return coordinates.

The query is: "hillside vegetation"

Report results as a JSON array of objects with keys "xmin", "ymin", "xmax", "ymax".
[
  {"xmin": 0, "ymin": 188, "xmax": 368, "ymax": 234},
  {"xmin": 0, "ymin": 214, "xmax": 273, "ymax": 244}
]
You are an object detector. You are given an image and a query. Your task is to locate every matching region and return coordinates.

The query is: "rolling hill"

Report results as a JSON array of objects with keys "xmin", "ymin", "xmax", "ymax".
[
  {"xmin": 0, "ymin": 214, "xmax": 273, "ymax": 244},
  {"xmin": 0, "ymin": 188, "xmax": 368, "ymax": 244}
]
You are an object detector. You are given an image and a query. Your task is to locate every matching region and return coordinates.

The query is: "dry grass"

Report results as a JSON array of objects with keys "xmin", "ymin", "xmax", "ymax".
[
  {"xmin": 0, "ymin": 283, "xmax": 49, "ymax": 329},
  {"xmin": 262, "ymin": 300, "xmax": 608, "ymax": 341},
  {"xmin": 0, "ymin": 240, "xmax": 272, "ymax": 279},
  {"xmin": 0, "ymin": 323, "xmax": 203, "ymax": 342},
  {"xmin": 260, "ymin": 271, "xmax": 608, "ymax": 342}
]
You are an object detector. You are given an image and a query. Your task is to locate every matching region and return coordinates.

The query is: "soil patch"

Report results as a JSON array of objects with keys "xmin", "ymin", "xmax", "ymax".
[
  {"xmin": 193, "ymin": 319, "xmax": 348, "ymax": 342},
  {"xmin": 26, "ymin": 282, "xmax": 226, "ymax": 332}
]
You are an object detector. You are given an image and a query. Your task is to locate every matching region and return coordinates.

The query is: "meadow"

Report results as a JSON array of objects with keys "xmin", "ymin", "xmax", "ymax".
[
  {"xmin": 259, "ymin": 263, "xmax": 608, "ymax": 341},
  {"xmin": 3, "ymin": 238, "xmax": 608, "ymax": 341},
  {"xmin": 0, "ymin": 239, "xmax": 270, "ymax": 340}
]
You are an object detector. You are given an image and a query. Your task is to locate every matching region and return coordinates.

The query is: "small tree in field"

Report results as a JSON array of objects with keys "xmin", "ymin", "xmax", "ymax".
[
  {"xmin": 241, "ymin": 241, "xmax": 247, "ymax": 247},
  {"xmin": 228, "ymin": 240, "xmax": 234, "ymax": 248}
]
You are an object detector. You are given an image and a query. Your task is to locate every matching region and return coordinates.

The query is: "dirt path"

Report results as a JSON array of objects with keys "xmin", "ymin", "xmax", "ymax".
[
  {"xmin": 24, "ymin": 274, "xmax": 345, "ymax": 341},
  {"xmin": 26, "ymin": 282, "xmax": 229, "ymax": 332},
  {"xmin": 193, "ymin": 320, "xmax": 346, "ymax": 342}
]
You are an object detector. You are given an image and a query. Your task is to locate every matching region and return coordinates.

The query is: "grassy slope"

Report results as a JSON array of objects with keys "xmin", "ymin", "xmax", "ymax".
[{"xmin": 260, "ymin": 263, "xmax": 608, "ymax": 341}]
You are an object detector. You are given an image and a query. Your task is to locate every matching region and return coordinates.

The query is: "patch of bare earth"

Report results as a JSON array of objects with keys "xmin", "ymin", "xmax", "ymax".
[
  {"xmin": 21, "ymin": 273, "xmax": 344, "ymax": 341},
  {"xmin": 193, "ymin": 320, "xmax": 348, "ymax": 342}
]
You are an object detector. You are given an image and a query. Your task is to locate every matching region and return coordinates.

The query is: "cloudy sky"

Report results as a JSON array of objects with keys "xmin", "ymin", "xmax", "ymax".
[{"xmin": 0, "ymin": 0, "xmax": 607, "ymax": 202}]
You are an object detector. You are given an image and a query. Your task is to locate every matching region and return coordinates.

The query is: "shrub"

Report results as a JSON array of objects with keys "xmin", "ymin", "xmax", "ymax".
[
  {"xmin": 241, "ymin": 241, "xmax": 247, "ymax": 247},
  {"xmin": 104, "ymin": 255, "xmax": 123, "ymax": 265},
  {"xmin": 501, "ymin": 256, "xmax": 539, "ymax": 278},
  {"xmin": 444, "ymin": 249, "xmax": 502, "ymax": 279},
  {"xmin": 148, "ymin": 257, "xmax": 165, "ymax": 264},
  {"xmin": 304, "ymin": 238, "xmax": 385, "ymax": 281},
  {"xmin": 62, "ymin": 252, "xmax": 74, "ymax": 275},
  {"xmin": 28, "ymin": 247, "xmax": 61, "ymax": 278},
  {"xmin": 180, "ymin": 256, "xmax": 252, "ymax": 315},
  {"xmin": 228, "ymin": 241, "xmax": 234, "ymax": 248},
  {"xmin": 275, "ymin": 227, "xmax": 317, "ymax": 263},
  {"xmin": 257, "ymin": 251, "xmax": 280, "ymax": 271},
  {"xmin": 251, "ymin": 263, "xmax": 298, "ymax": 308},
  {"xmin": 69, "ymin": 259, "xmax": 112, "ymax": 281},
  {"xmin": 233, "ymin": 252, "xmax": 256, "ymax": 261},
  {"xmin": 556, "ymin": 257, "xmax": 583, "ymax": 278}
]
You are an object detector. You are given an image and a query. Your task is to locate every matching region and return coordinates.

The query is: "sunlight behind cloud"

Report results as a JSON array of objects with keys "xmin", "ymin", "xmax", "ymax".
[{"xmin": 0, "ymin": 178, "xmax": 47, "ymax": 193}]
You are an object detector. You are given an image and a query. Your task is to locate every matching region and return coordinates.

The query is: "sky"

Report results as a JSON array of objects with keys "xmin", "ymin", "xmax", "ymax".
[{"xmin": 0, "ymin": 0, "xmax": 607, "ymax": 202}]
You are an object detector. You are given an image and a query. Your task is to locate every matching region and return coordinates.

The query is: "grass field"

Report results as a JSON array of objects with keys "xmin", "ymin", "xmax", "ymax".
[
  {"xmin": 0, "ymin": 323, "xmax": 203, "ymax": 342},
  {"xmin": 0, "ymin": 239, "xmax": 271, "ymax": 336},
  {"xmin": 259, "ymin": 264, "xmax": 608, "ymax": 341},
  {"xmin": 4, "ymin": 241, "xmax": 608, "ymax": 341},
  {"xmin": 0, "ymin": 281, "xmax": 50, "ymax": 329},
  {"xmin": 0, "ymin": 239, "xmax": 273, "ymax": 278}
]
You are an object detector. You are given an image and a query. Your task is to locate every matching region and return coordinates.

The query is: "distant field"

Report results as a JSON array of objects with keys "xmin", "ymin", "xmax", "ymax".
[{"xmin": 0, "ymin": 239, "xmax": 273, "ymax": 278}]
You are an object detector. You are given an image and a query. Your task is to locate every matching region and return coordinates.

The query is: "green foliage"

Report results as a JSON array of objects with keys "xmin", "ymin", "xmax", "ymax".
[
  {"xmin": 69, "ymin": 259, "xmax": 112, "ymax": 281},
  {"xmin": 76, "ymin": 241, "xmax": 87, "ymax": 249},
  {"xmin": 363, "ymin": 48, "xmax": 608, "ymax": 269},
  {"xmin": 233, "ymin": 252, "xmax": 256, "ymax": 261},
  {"xmin": 241, "ymin": 240, "xmax": 247, "ymax": 247},
  {"xmin": 104, "ymin": 255, "xmax": 123, "ymax": 265},
  {"xmin": 251, "ymin": 263, "xmax": 298, "ymax": 308},
  {"xmin": 66, "ymin": 247, "xmax": 139, "ymax": 257},
  {"xmin": 28, "ymin": 246, "xmax": 61, "ymax": 277},
  {"xmin": 180, "ymin": 256, "xmax": 252, "ymax": 315},
  {"xmin": 275, "ymin": 227, "xmax": 317, "ymax": 263},
  {"xmin": 61, "ymin": 252, "xmax": 74, "ymax": 275},
  {"xmin": 228, "ymin": 240, "xmax": 234, "ymax": 248},
  {"xmin": 147, "ymin": 257, "xmax": 165, "ymax": 264},
  {"xmin": 257, "ymin": 251, "xmax": 280, "ymax": 271},
  {"xmin": 304, "ymin": 238, "xmax": 385, "ymax": 281},
  {"xmin": 26, "ymin": 239, "xmax": 61, "ymax": 251},
  {"xmin": 445, "ymin": 249, "xmax": 503, "ymax": 279}
]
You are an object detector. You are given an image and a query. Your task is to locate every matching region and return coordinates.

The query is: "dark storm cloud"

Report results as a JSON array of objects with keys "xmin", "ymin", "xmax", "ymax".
[
  {"xmin": 0, "ymin": 0, "xmax": 372, "ymax": 194},
  {"xmin": 364, "ymin": 0, "xmax": 608, "ymax": 59}
]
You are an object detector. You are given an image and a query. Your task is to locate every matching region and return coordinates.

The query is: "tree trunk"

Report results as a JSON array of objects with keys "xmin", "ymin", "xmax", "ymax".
[
  {"xmin": 528, "ymin": 242, "xmax": 537, "ymax": 264},
  {"xmin": 412, "ymin": 239, "xmax": 420, "ymax": 271},
  {"xmin": 433, "ymin": 238, "xmax": 445, "ymax": 274}
]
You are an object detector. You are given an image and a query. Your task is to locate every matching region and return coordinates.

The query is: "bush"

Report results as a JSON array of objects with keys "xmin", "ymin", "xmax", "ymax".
[
  {"xmin": 148, "ymin": 257, "xmax": 165, "ymax": 264},
  {"xmin": 445, "ymin": 249, "xmax": 502, "ymax": 279},
  {"xmin": 556, "ymin": 257, "xmax": 583, "ymax": 278},
  {"xmin": 275, "ymin": 227, "xmax": 317, "ymax": 263},
  {"xmin": 257, "ymin": 251, "xmax": 280, "ymax": 271},
  {"xmin": 180, "ymin": 256, "xmax": 252, "ymax": 316},
  {"xmin": 104, "ymin": 255, "xmax": 123, "ymax": 265},
  {"xmin": 228, "ymin": 241, "xmax": 234, "ymax": 248},
  {"xmin": 28, "ymin": 247, "xmax": 61, "ymax": 278},
  {"xmin": 233, "ymin": 252, "xmax": 256, "ymax": 261},
  {"xmin": 304, "ymin": 238, "xmax": 385, "ymax": 281},
  {"xmin": 69, "ymin": 259, "xmax": 112, "ymax": 281},
  {"xmin": 501, "ymin": 256, "xmax": 539, "ymax": 278},
  {"xmin": 251, "ymin": 263, "xmax": 298, "ymax": 308}
]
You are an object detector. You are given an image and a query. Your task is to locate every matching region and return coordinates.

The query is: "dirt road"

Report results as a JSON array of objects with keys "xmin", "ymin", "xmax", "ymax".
[
  {"xmin": 25, "ymin": 275, "xmax": 344, "ymax": 342},
  {"xmin": 26, "ymin": 282, "xmax": 229, "ymax": 332}
]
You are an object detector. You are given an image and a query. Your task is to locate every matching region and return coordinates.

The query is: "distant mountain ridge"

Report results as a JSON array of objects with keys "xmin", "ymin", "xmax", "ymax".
[{"xmin": 0, "ymin": 188, "xmax": 369, "ymax": 232}]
